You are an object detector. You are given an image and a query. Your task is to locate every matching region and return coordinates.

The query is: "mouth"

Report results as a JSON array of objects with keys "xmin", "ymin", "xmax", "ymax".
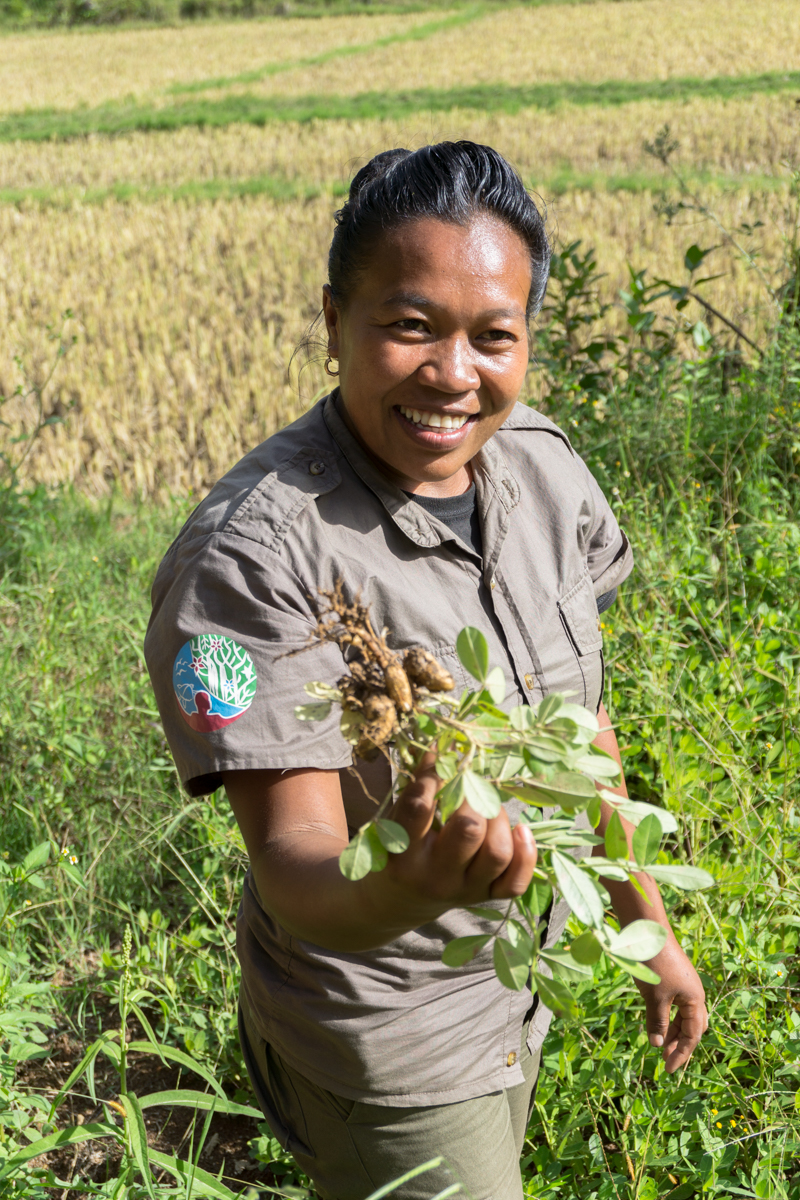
[{"xmin": 393, "ymin": 404, "xmax": 478, "ymax": 447}]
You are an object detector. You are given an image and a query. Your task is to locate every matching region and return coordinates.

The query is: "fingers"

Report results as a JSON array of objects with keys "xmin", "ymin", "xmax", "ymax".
[
  {"xmin": 646, "ymin": 992, "xmax": 709, "ymax": 1074},
  {"xmin": 391, "ymin": 752, "xmax": 441, "ymax": 843},
  {"xmin": 489, "ymin": 823, "xmax": 537, "ymax": 899},
  {"xmin": 661, "ymin": 1000, "xmax": 709, "ymax": 1074},
  {"xmin": 646, "ymin": 992, "xmax": 671, "ymax": 1050}
]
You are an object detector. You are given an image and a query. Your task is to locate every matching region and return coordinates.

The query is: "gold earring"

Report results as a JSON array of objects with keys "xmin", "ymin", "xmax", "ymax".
[{"xmin": 324, "ymin": 354, "xmax": 339, "ymax": 377}]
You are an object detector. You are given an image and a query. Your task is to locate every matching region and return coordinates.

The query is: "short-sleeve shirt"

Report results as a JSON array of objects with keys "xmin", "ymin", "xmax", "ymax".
[{"xmin": 144, "ymin": 392, "xmax": 633, "ymax": 1107}]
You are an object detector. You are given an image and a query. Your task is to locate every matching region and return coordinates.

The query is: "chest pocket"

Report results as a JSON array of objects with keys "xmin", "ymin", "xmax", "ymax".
[{"xmin": 557, "ymin": 572, "xmax": 604, "ymax": 710}]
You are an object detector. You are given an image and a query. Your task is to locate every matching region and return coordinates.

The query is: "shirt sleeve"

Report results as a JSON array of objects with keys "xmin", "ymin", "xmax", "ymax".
[
  {"xmin": 144, "ymin": 531, "xmax": 352, "ymax": 796},
  {"xmin": 576, "ymin": 457, "xmax": 634, "ymax": 598}
]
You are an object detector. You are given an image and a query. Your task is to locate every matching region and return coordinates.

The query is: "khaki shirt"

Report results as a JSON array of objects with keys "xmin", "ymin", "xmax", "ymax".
[{"xmin": 145, "ymin": 393, "xmax": 633, "ymax": 1106}]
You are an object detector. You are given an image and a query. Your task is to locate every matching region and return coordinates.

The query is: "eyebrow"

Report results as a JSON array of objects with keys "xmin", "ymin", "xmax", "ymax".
[{"xmin": 380, "ymin": 291, "xmax": 526, "ymax": 320}]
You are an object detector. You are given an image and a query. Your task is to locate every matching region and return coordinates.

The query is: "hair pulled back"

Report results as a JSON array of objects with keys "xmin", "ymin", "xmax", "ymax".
[{"xmin": 328, "ymin": 141, "xmax": 551, "ymax": 318}]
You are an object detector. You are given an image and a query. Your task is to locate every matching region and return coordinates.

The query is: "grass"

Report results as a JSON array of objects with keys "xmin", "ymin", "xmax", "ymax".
[
  {"xmin": 4, "ymin": 70, "xmax": 800, "ymax": 142},
  {"xmin": 1, "ymin": 309, "xmax": 799, "ymax": 1196},
  {"xmin": 0, "ymin": 167, "xmax": 792, "ymax": 209}
]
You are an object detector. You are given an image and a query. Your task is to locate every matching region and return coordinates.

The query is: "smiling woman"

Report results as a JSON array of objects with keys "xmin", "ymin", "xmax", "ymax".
[{"xmin": 144, "ymin": 141, "xmax": 707, "ymax": 1200}]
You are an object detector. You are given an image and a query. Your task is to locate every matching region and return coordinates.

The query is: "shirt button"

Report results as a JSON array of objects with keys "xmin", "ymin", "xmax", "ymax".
[
  {"xmin": 596, "ymin": 617, "xmax": 602, "ymax": 631},
  {"xmin": 507, "ymin": 1051, "xmax": 517, "ymax": 1067},
  {"xmin": 490, "ymin": 577, "xmax": 496, "ymax": 590},
  {"xmin": 309, "ymin": 461, "xmax": 326, "ymax": 476},
  {"xmin": 524, "ymin": 673, "xmax": 535, "ymax": 690}
]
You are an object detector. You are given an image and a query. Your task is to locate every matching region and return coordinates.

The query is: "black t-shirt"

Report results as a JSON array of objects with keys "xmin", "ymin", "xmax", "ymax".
[{"xmin": 407, "ymin": 484, "xmax": 483, "ymax": 556}]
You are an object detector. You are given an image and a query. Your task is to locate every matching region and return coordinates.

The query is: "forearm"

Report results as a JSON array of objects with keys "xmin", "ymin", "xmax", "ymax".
[{"xmin": 248, "ymin": 831, "xmax": 445, "ymax": 953}]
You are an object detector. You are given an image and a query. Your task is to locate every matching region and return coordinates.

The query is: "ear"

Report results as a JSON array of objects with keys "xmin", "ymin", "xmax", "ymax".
[{"xmin": 321, "ymin": 285, "xmax": 341, "ymax": 357}]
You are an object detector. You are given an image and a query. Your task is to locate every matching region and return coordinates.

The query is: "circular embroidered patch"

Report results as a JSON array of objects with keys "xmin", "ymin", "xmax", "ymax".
[{"xmin": 173, "ymin": 635, "xmax": 257, "ymax": 732}]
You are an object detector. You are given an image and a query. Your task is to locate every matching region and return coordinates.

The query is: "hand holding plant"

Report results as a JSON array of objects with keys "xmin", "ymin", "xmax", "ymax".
[{"xmin": 296, "ymin": 587, "xmax": 715, "ymax": 1017}]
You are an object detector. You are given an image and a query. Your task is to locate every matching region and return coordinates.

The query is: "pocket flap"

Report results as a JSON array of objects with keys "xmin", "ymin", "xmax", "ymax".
[{"xmin": 558, "ymin": 572, "xmax": 603, "ymax": 656}]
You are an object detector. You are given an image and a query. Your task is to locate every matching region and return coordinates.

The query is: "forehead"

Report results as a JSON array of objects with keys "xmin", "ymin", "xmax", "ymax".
[{"xmin": 355, "ymin": 215, "xmax": 531, "ymax": 310}]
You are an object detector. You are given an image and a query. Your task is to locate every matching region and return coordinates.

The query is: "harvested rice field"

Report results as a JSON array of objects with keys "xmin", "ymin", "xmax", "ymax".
[{"xmin": 0, "ymin": 0, "xmax": 793, "ymax": 495}]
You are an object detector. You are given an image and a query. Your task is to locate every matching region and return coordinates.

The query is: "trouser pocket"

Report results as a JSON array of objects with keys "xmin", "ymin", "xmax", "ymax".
[{"xmin": 238, "ymin": 1003, "xmax": 314, "ymax": 1157}]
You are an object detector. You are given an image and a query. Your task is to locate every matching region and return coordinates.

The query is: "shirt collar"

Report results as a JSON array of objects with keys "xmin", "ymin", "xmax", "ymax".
[{"xmin": 322, "ymin": 391, "xmax": 520, "ymax": 551}]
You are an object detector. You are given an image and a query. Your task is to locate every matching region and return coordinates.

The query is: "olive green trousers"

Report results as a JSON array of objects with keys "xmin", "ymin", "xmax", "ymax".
[{"xmin": 239, "ymin": 1005, "xmax": 540, "ymax": 1200}]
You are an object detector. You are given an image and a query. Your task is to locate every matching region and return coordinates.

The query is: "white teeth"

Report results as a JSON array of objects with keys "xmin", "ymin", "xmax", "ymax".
[{"xmin": 400, "ymin": 406, "xmax": 469, "ymax": 430}]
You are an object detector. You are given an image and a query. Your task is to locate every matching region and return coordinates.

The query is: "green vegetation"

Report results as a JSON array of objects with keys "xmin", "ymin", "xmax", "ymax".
[
  {"xmin": 2, "ymin": 194, "xmax": 799, "ymax": 1195},
  {"xmin": 0, "ymin": 0, "xmax": 638, "ymax": 32},
  {"xmin": 0, "ymin": 167, "xmax": 789, "ymax": 210},
  {"xmin": 3, "ymin": 69, "xmax": 800, "ymax": 142}
]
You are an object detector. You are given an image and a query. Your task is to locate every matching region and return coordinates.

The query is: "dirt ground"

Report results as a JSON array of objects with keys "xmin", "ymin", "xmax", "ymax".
[{"xmin": 19, "ymin": 1013, "xmax": 275, "ymax": 1196}]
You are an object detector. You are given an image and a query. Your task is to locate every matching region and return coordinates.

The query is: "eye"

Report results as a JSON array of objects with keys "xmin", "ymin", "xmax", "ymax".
[
  {"xmin": 394, "ymin": 318, "xmax": 429, "ymax": 333},
  {"xmin": 478, "ymin": 328, "xmax": 518, "ymax": 345}
]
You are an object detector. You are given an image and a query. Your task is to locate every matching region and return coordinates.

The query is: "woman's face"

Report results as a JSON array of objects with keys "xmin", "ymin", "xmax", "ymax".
[{"xmin": 322, "ymin": 214, "xmax": 532, "ymax": 495}]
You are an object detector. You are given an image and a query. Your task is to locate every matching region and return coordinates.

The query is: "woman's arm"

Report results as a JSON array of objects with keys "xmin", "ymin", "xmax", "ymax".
[
  {"xmin": 223, "ymin": 757, "xmax": 537, "ymax": 954},
  {"xmin": 592, "ymin": 703, "xmax": 709, "ymax": 1073}
]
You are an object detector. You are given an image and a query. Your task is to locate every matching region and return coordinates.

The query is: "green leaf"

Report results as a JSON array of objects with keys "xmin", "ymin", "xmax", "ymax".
[
  {"xmin": 60, "ymin": 861, "xmax": 86, "ymax": 889},
  {"xmin": 506, "ymin": 919, "xmax": 534, "ymax": 957},
  {"xmin": 576, "ymin": 746, "xmax": 621, "ymax": 780},
  {"xmin": 608, "ymin": 954, "xmax": 661, "ymax": 985},
  {"xmin": 0, "ymin": 1124, "xmax": 121, "ymax": 1181},
  {"xmin": 483, "ymin": 666, "xmax": 506, "ymax": 705},
  {"xmin": 612, "ymin": 798, "xmax": 677, "ymax": 834},
  {"xmin": 569, "ymin": 929, "xmax": 603, "ymax": 965},
  {"xmin": 533, "ymin": 970, "xmax": 578, "ymax": 1018},
  {"xmin": 587, "ymin": 794, "xmax": 602, "ymax": 828},
  {"xmin": 303, "ymin": 681, "xmax": 341, "ymax": 700},
  {"xmin": 47, "ymin": 1031, "xmax": 121, "ymax": 1118},
  {"xmin": 493, "ymin": 936, "xmax": 530, "ymax": 991},
  {"xmin": 148, "ymin": 1149, "xmax": 240, "ymax": 1199},
  {"xmin": 22, "ymin": 841, "xmax": 50, "ymax": 874},
  {"xmin": 442, "ymin": 935, "xmax": 490, "ymax": 967},
  {"xmin": 138, "ymin": 1090, "xmax": 262, "ymax": 1119},
  {"xmin": 340, "ymin": 708, "xmax": 365, "ymax": 744},
  {"xmin": 127, "ymin": 1043, "xmax": 227, "ymax": 1098},
  {"xmin": 374, "ymin": 819, "xmax": 410, "ymax": 854},
  {"xmin": 529, "ymin": 772, "xmax": 597, "ymax": 809},
  {"xmin": 539, "ymin": 948, "xmax": 593, "ymax": 982},
  {"xmin": 519, "ymin": 878, "xmax": 552, "ymax": 919},
  {"xmin": 501, "ymin": 782, "xmax": 548, "ymax": 808},
  {"xmin": 456, "ymin": 627, "xmax": 490, "ymax": 683},
  {"xmin": 462, "ymin": 770, "xmax": 502, "ymax": 818},
  {"xmin": 684, "ymin": 243, "xmax": 711, "ymax": 272},
  {"xmin": 509, "ymin": 705, "xmax": 535, "ymax": 731},
  {"xmin": 339, "ymin": 825, "xmax": 387, "ymax": 881},
  {"xmin": 607, "ymin": 919, "xmax": 667, "ymax": 961},
  {"xmin": 551, "ymin": 850, "xmax": 605, "ymax": 928},
  {"xmin": 434, "ymin": 752, "xmax": 458, "ymax": 782},
  {"xmin": 121, "ymin": 1092, "xmax": 156, "ymax": 1199},
  {"xmin": 437, "ymin": 773, "xmax": 466, "ymax": 823},
  {"xmin": 294, "ymin": 700, "xmax": 332, "ymax": 722},
  {"xmin": 646, "ymin": 863, "xmax": 715, "ymax": 890},
  {"xmin": 632, "ymin": 814, "xmax": 662, "ymax": 867},
  {"xmin": 536, "ymin": 694, "xmax": 563, "ymax": 722},
  {"xmin": 553, "ymin": 703, "xmax": 599, "ymax": 736},
  {"xmin": 463, "ymin": 906, "xmax": 505, "ymax": 921},
  {"xmin": 604, "ymin": 810, "xmax": 629, "ymax": 860}
]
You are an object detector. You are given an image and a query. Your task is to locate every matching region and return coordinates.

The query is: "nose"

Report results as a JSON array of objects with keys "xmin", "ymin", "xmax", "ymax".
[{"xmin": 415, "ymin": 334, "xmax": 481, "ymax": 394}]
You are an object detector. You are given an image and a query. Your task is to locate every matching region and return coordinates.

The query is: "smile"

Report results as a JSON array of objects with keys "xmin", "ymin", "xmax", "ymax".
[{"xmin": 398, "ymin": 406, "xmax": 470, "ymax": 430}]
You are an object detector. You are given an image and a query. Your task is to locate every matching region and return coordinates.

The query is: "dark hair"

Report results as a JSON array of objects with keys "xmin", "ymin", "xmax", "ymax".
[{"xmin": 328, "ymin": 141, "xmax": 551, "ymax": 318}]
